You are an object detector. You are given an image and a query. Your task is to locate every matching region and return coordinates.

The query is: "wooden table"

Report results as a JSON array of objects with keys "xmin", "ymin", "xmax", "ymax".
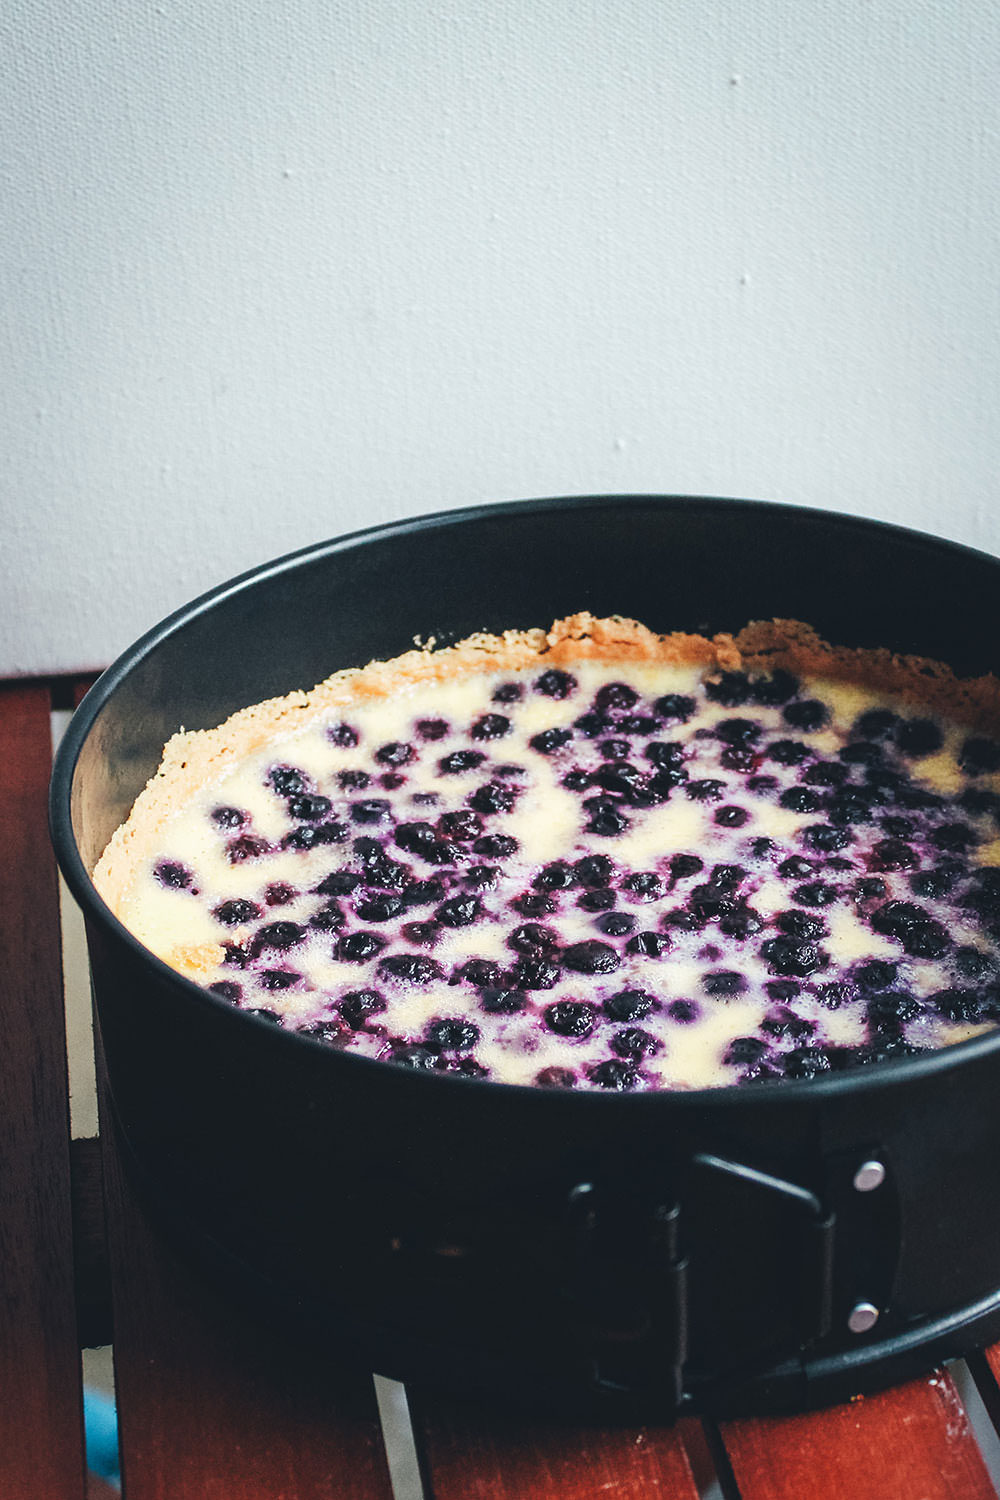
[{"xmin": 6, "ymin": 672, "xmax": 1000, "ymax": 1499}]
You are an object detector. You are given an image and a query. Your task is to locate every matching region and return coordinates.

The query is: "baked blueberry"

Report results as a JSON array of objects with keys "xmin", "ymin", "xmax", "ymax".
[
  {"xmin": 471, "ymin": 713, "xmax": 511, "ymax": 741},
  {"xmin": 425, "ymin": 1018, "xmax": 480, "ymax": 1051},
  {"xmin": 702, "ymin": 970, "xmax": 747, "ymax": 996},
  {"xmin": 211, "ymin": 806, "xmax": 247, "ymax": 829},
  {"xmin": 587, "ymin": 1059, "xmax": 640, "ymax": 1089},
  {"xmin": 327, "ymin": 723, "xmax": 359, "ymax": 747},
  {"xmin": 339, "ymin": 989, "xmax": 387, "ymax": 1028},
  {"xmin": 653, "ymin": 693, "xmax": 696, "ymax": 721},
  {"xmin": 337, "ymin": 932, "xmax": 387, "ymax": 962},
  {"xmin": 479, "ymin": 987, "xmax": 527, "ymax": 1014},
  {"xmin": 895, "ymin": 718, "xmax": 943, "ymax": 757},
  {"xmin": 544, "ymin": 1001, "xmax": 596, "ymax": 1037},
  {"xmin": 705, "ymin": 672, "xmax": 751, "ymax": 707},
  {"xmin": 438, "ymin": 749, "xmax": 486, "ymax": 773},
  {"xmin": 604, "ymin": 988, "xmax": 654, "ymax": 1021},
  {"xmin": 214, "ymin": 898, "xmax": 262, "ymax": 926},
  {"xmin": 530, "ymin": 727, "xmax": 573, "ymax": 755},
  {"xmin": 536, "ymin": 1066, "xmax": 577, "ymax": 1087},
  {"xmin": 562, "ymin": 940, "xmax": 620, "ymax": 974},
  {"xmin": 782, "ymin": 699, "xmax": 830, "ymax": 731},
  {"xmin": 535, "ymin": 669, "xmax": 577, "ymax": 698},
  {"xmin": 377, "ymin": 953, "xmax": 444, "ymax": 984}
]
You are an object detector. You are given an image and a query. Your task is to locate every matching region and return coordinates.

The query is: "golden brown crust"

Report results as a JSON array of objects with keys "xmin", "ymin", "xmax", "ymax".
[{"xmin": 93, "ymin": 612, "xmax": 1000, "ymax": 912}]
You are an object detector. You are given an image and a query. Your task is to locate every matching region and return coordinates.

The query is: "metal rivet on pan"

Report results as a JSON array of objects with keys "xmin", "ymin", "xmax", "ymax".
[
  {"xmin": 852, "ymin": 1159, "xmax": 886, "ymax": 1193},
  {"xmin": 848, "ymin": 1302, "xmax": 880, "ymax": 1335}
]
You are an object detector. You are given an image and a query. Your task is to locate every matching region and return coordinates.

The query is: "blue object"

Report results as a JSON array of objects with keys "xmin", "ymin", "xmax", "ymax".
[{"xmin": 83, "ymin": 1386, "xmax": 120, "ymax": 1488}]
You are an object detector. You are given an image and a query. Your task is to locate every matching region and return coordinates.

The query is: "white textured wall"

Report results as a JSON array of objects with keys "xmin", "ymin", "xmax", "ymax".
[{"xmin": 3, "ymin": 1, "xmax": 999, "ymax": 674}]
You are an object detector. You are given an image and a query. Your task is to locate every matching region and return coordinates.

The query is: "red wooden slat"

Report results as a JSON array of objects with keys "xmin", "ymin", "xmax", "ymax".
[
  {"xmin": 99, "ymin": 1073, "xmax": 394, "ymax": 1500},
  {"xmin": 717, "ymin": 1370, "xmax": 995, "ymax": 1500},
  {"xmin": 415, "ymin": 1398, "xmax": 702, "ymax": 1499},
  {"xmin": 0, "ymin": 683, "xmax": 87, "ymax": 1498}
]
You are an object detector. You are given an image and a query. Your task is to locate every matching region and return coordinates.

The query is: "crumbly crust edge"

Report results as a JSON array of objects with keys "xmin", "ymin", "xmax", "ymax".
[{"xmin": 93, "ymin": 612, "xmax": 1000, "ymax": 912}]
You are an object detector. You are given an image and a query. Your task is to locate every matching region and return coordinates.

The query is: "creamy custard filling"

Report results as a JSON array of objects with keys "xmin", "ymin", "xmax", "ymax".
[{"xmin": 96, "ymin": 621, "xmax": 1000, "ymax": 1091}]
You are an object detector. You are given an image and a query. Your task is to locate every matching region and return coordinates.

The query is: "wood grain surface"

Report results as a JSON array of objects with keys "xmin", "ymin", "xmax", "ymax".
[
  {"xmin": 716, "ymin": 1369, "xmax": 996, "ymax": 1500},
  {"xmin": 0, "ymin": 683, "xmax": 88, "ymax": 1498}
]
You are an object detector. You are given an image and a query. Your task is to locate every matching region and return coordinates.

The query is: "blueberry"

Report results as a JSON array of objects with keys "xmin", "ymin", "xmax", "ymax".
[
  {"xmin": 535, "ymin": 669, "xmax": 577, "ymax": 699},
  {"xmin": 725, "ymin": 1036, "xmax": 768, "ymax": 1066},
  {"xmin": 435, "ymin": 896, "xmax": 480, "ymax": 927},
  {"xmin": 622, "ymin": 871, "xmax": 664, "ymax": 901},
  {"xmin": 719, "ymin": 906, "xmax": 764, "ymax": 938},
  {"xmin": 356, "ymin": 850, "xmax": 410, "ymax": 889},
  {"xmin": 351, "ymin": 799, "xmax": 391, "ymax": 824},
  {"xmin": 309, "ymin": 901, "xmax": 346, "ymax": 932},
  {"xmin": 288, "ymin": 792, "xmax": 333, "ymax": 821},
  {"xmin": 561, "ymin": 770, "xmax": 592, "ymax": 792},
  {"xmin": 604, "ymin": 988, "xmax": 654, "ymax": 1021},
  {"xmin": 838, "ymin": 741, "xmax": 884, "ymax": 767},
  {"xmin": 401, "ymin": 920, "xmax": 440, "ymax": 946},
  {"xmin": 871, "ymin": 901, "xmax": 950, "ymax": 958},
  {"xmin": 609, "ymin": 1026, "xmax": 659, "ymax": 1062},
  {"xmin": 222, "ymin": 942, "xmax": 250, "ymax": 968},
  {"xmin": 803, "ymin": 762, "xmax": 848, "ymax": 787},
  {"xmin": 474, "ymin": 834, "xmax": 519, "ymax": 858},
  {"xmin": 513, "ymin": 892, "xmax": 557, "ymax": 916},
  {"xmin": 257, "ymin": 970, "xmax": 299, "ymax": 992},
  {"xmin": 777, "ymin": 909, "xmax": 827, "ymax": 940},
  {"xmin": 460, "ymin": 958, "xmax": 504, "ymax": 987},
  {"xmin": 339, "ymin": 989, "xmax": 387, "ymax": 1028},
  {"xmin": 669, "ymin": 853, "xmax": 703, "ymax": 883},
  {"xmin": 626, "ymin": 932, "xmax": 672, "ymax": 956},
  {"xmin": 870, "ymin": 838, "xmax": 918, "ymax": 872},
  {"xmin": 438, "ymin": 749, "xmax": 486, "ymax": 774},
  {"xmin": 750, "ymin": 670, "xmax": 799, "ymax": 705},
  {"xmin": 479, "ymin": 987, "xmax": 527, "ymax": 1014},
  {"xmin": 417, "ymin": 718, "xmax": 450, "ymax": 740},
  {"xmin": 425, "ymin": 1018, "xmax": 480, "ymax": 1051},
  {"xmin": 338, "ymin": 769, "xmax": 371, "ymax": 790},
  {"xmin": 281, "ymin": 822, "xmax": 348, "ymax": 852},
  {"xmin": 960, "ymin": 787, "xmax": 1000, "ymax": 817},
  {"xmin": 585, "ymin": 799, "xmax": 630, "ymax": 836},
  {"xmin": 768, "ymin": 740, "xmax": 811, "ymax": 766},
  {"xmin": 801, "ymin": 824, "xmax": 851, "ymax": 853},
  {"xmin": 395, "ymin": 822, "xmax": 437, "ymax": 855},
  {"xmin": 327, "ymin": 723, "xmax": 359, "ymax": 747},
  {"xmin": 932, "ymin": 822, "xmax": 977, "ymax": 852},
  {"xmin": 620, "ymin": 714, "xmax": 661, "ymax": 735},
  {"xmin": 536, "ymin": 1066, "xmax": 577, "ymax": 1088},
  {"xmin": 214, "ymin": 898, "xmax": 262, "ymax": 927},
  {"xmin": 714, "ymin": 806, "xmax": 749, "ymax": 827},
  {"xmin": 384, "ymin": 1043, "xmax": 439, "ymax": 1070},
  {"xmin": 960, "ymin": 737, "xmax": 1000, "ymax": 774},
  {"xmin": 598, "ymin": 738, "xmax": 631, "ymax": 760},
  {"xmin": 854, "ymin": 876, "xmax": 887, "ymax": 901},
  {"xmin": 817, "ymin": 982, "xmax": 855, "ymax": 1009},
  {"xmin": 255, "ymin": 921, "xmax": 305, "ymax": 950},
  {"xmin": 867, "ymin": 990, "xmax": 922, "ymax": 1027},
  {"xmin": 783, "ymin": 1047, "xmax": 832, "ymax": 1079},
  {"xmin": 689, "ymin": 884, "xmax": 735, "ymax": 921},
  {"xmin": 575, "ymin": 711, "xmax": 611, "ymax": 738},
  {"xmin": 530, "ymin": 727, "xmax": 573, "ymax": 755},
  {"xmin": 562, "ymin": 940, "xmax": 621, "ymax": 975},
  {"xmin": 226, "ymin": 835, "xmax": 272, "ymax": 864},
  {"xmin": 269, "ymin": 765, "xmax": 308, "ymax": 795},
  {"xmin": 855, "ymin": 959, "xmax": 898, "ymax": 990},
  {"xmin": 791, "ymin": 881, "xmax": 840, "ymax": 907},
  {"xmin": 956, "ymin": 946, "xmax": 992, "ymax": 980},
  {"xmin": 534, "ymin": 861, "xmax": 577, "ymax": 891},
  {"xmin": 576, "ymin": 853, "xmax": 615, "ymax": 886},
  {"xmin": 211, "ymin": 806, "xmax": 246, "ymax": 829},
  {"xmin": 588, "ymin": 1059, "xmax": 640, "ymax": 1090},
  {"xmin": 437, "ymin": 809, "xmax": 483, "ymax": 842},
  {"xmin": 855, "ymin": 708, "xmax": 898, "ymax": 740},
  {"xmin": 647, "ymin": 767, "xmax": 689, "ymax": 797},
  {"xmin": 895, "ymin": 718, "xmax": 943, "ymax": 757},
  {"xmin": 702, "ymin": 970, "xmax": 747, "ymax": 996},
  {"xmin": 471, "ymin": 713, "xmax": 511, "ymax": 741},
  {"xmin": 492, "ymin": 682, "xmax": 523, "ymax": 703},
  {"xmin": 337, "ymin": 931, "xmax": 386, "ymax": 961},
  {"xmin": 512, "ymin": 959, "xmax": 561, "ymax": 989},
  {"xmin": 296, "ymin": 1020, "xmax": 349, "ymax": 1045},
  {"xmin": 780, "ymin": 786, "xmax": 824, "ymax": 814},
  {"xmin": 716, "ymin": 717, "xmax": 761, "ymax": 746},
  {"xmin": 544, "ymin": 1001, "xmax": 596, "ymax": 1037},
  {"xmin": 766, "ymin": 979, "xmax": 800, "ymax": 1001},
  {"xmin": 648, "ymin": 692, "xmax": 694, "ymax": 723},
  {"xmin": 706, "ymin": 672, "xmax": 751, "ymax": 707},
  {"xmin": 509, "ymin": 922, "xmax": 560, "ymax": 954},
  {"xmin": 686, "ymin": 779, "xmax": 726, "ymax": 802},
  {"xmin": 597, "ymin": 912, "xmax": 636, "ymax": 936},
  {"xmin": 592, "ymin": 763, "xmax": 647, "ymax": 799},
  {"xmin": 579, "ymin": 888, "xmax": 617, "ymax": 912},
  {"xmin": 208, "ymin": 980, "xmax": 242, "ymax": 1001},
  {"xmin": 759, "ymin": 936, "xmax": 828, "ymax": 977},
  {"xmin": 931, "ymin": 989, "xmax": 986, "ymax": 1022},
  {"xmin": 315, "ymin": 871, "xmax": 362, "ymax": 897},
  {"xmin": 667, "ymin": 999, "xmax": 698, "ymax": 1022},
  {"xmin": 465, "ymin": 864, "xmax": 499, "ymax": 890},
  {"xmin": 762, "ymin": 1010, "xmax": 816, "ymax": 1040},
  {"xmin": 377, "ymin": 953, "xmax": 444, "ymax": 984},
  {"xmin": 720, "ymin": 747, "xmax": 758, "ymax": 772},
  {"xmin": 779, "ymin": 856, "xmax": 816, "ymax": 878},
  {"xmin": 356, "ymin": 894, "xmax": 405, "ymax": 922},
  {"xmin": 782, "ymin": 699, "xmax": 830, "ymax": 731}
]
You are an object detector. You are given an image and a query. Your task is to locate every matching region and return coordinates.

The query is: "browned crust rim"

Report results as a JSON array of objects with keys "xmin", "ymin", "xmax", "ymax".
[{"xmin": 93, "ymin": 612, "xmax": 1000, "ymax": 911}]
